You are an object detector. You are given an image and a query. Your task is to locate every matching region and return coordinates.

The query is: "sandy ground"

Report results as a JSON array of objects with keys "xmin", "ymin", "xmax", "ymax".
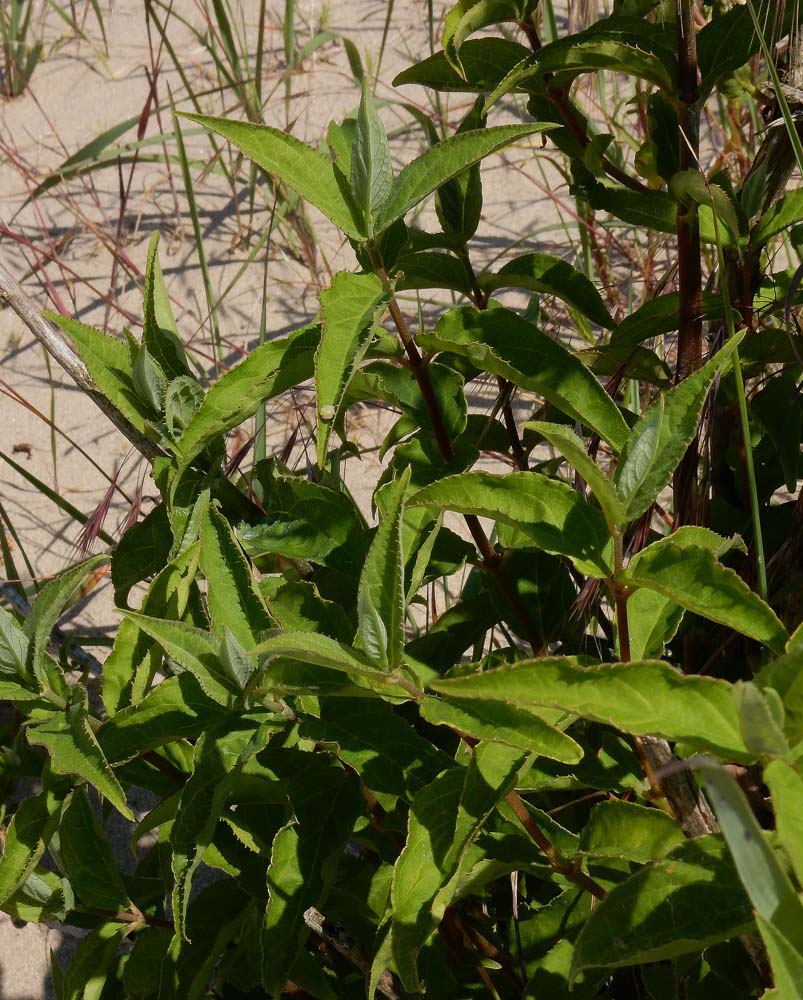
[{"xmin": 0, "ymin": 1, "xmax": 573, "ymax": 994}]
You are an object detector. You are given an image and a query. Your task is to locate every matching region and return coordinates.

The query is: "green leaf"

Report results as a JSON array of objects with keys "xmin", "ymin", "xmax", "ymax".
[
  {"xmin": 375, "ymin": 123, "xmax": 555, "ymax": 231},
  {"xmin": 430, "ymin": 658, "xmax": 750, "ymax": 760},
  {"xmin": 421, "ymin": 696, "xmax": 583, "ymax": 763},
  {"xmin": 111, "ymin": 501, "xmax": 171, "ymax": 606},
  {"xmin": 172, "ymin": 720, "xmax": 267, "ymax": 940},
  {"xmin": 613, "ymin": 336, "xmax": 742, "ymax": 520},
  {"xmin": 0, "ymin": 605, "xmax": 29, "ymax": 678},
  {"xmin": 316, "ymin": 271, "xmax": 387, "ymax": 465},
  {"xmin": 299, "ymin": 697, "xmax": 451, "ymax": 801},
  {"xmin": 254, "ymin": 631, "xmax": 393, "ymax": 684},
  {"xmin": 59, "ymin": 788, "xmax": 130, "ymax": 911},
  {"xmin": 764, "ymin": 759, "xmax": 803, "ymax": 888},
  {"xmin": 755, "ymin": 649, "xmax": 803, "ymax": 745},
  {"xmin": 699, "ymin": 761, "xmax": 803, "ymax": 959},
  {"xmin": 670, "ymin": 169, "xmax": 741, "ymax": 243},
  {"xmin": 529, "ymin": 23, "xmax": 676, "ymax": 91},
  {"xmin": 351, "ymin": 80, "xmax": 393, "ymax": 233},
  {"xmin": 419, "ymin": 306, "xmax": 628, "ymax": 450},
  {"xmin": 394, "ymin": 37, "xmax": 532, "ymax": 92},
  {"xmin": 25, "ymin": 554, "xmax": 110, "ymax": 690},
  {"xmin": 525, "ymin": 421, "xmax": 626, "ymax": 528},
  {"xmin": 435, "ymin": 97, "xmax": 485, "ymax": 239},
  {"xmin": 480, "ymin": 253, "xmax": 615, "ymax": 329},
  {"xmin": 627, "ymin": 587, "xmax": 685, "ymax": 660},
  {"xmin": 627, "ymin": 527, "xmax": 746, "ymax": 660},
  {"xmin": 142, "ymin": 231, "xmax": 188, "ymax": 380},
  {"xmin": 0, "ymin": 780, "xmax": 70, "ymax": 905},
  {"xmin": 240, "ymin": 468, "xmax": 368, "ymax": 571},
  {"xmin": 62, "ymin": 921, "xmax": 129, "ymax": 1000},
  {"xmin": 578, "ymin": 800, "xmax": 684, "ymax": 863},
  {"xmin": 409, "ymin": 470, "xmax": 614, "ymax": 578},
  {"xmin": 576, "ymin": 176, "xmax": 677, "ymax": 232},
  {"xmin": 570, "ymin": 836, "xmax": 753, "ymax": 978},
  {"xmin": 391, "ymin": 743, "xmax": 524, "ymax": 991},
  {"xmin": 752, "ymin": 188, "xmax": 803, "ymax": 248},
  {"xmin": 28, "ymin": 698, "xmax": 133, "ymax": 820},
  {"xmin": 698, "ymin": 0, "xmax": 803, "ymax": 98},
  {"xmin": 99, "ymin": 673, "xmax": 223, "ymax": 763},
  {"xmin": 200, "ymin": 504, "xmax": 271, "ymax": 648},
  {"xmin": 357, "ymin": 467, "xmax": 409, "ymax": 669},
  {"xmin": 621, "ymin": 536, "xmax": 788, "ymax": 654},
  {"xmin": 395, "ymin": 251, "xmax": 472, "ymax": 293},
  {"xmin": 47, "ymin": 314, "xmax": 151, "ymax": 431},
  {"xmin": 756, "ymin": 913, "xmax": 803, "ymax": 1000},
  {"xmin": 261, "ymin": 762, "xmax": 362, "ymax": 993},
  {"xmin": 735, "ymin": 681, "xmax": 789, "ymax": 758},
  {"xmin": 609, "ymin": 290, "xmax": 723, "ymax": 355},
  {"xmin": 160, "ymin": 880, "xmax": 249, "ymax": 1000},
  {"xmin": 443, "ymin": 0, "xmax": 534, "ymax": 72},
  {"xmin": 120, "ymin": 611, "xmax": 237, "ymax": 705},
  {"xmin": 261, "ymin": 578, "xmax": 352, "ymax": 642},
  {"xmin": 180, "ymin": 113, "xmax": 363, "ymax": 237},
  {"xmin": 172, "ymin": 321, "xmax": 318, "ymax": 472},
  {"xmin": 104, "ymin": 541, "xmax": 201, "ymax": 714}
]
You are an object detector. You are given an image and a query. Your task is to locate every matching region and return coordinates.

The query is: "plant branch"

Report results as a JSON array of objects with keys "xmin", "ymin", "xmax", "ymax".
[
  {"xmin": 0, "ymin": 265, "xmax": 162, "ymax": 461},
  {"xmin": 519, "ymin": 17, "xmax": 650, "ymax": 195},
  {"xmin": 611, "ymin": 527, "xmax": 717, "ymax": 836},
  {"xmin": 504, "ymin": 790, "xmax": 607, "ymax": 899},
  {"xmin": 370, "ymin": 249, "xmax": 544, "ymax": 651}
]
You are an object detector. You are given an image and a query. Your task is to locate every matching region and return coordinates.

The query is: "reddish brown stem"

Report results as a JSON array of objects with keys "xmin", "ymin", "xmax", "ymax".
[
  {"xmin": 373, "ymin": 249, "xmax": 544, "ymax": 652},
  {"xmin": 673, "ymin": 0, "xmax": 704, "ymax": 526}
]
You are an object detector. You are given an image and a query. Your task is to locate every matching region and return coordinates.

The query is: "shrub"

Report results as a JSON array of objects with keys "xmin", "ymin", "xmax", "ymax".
[{"xmin": 1, "ymin": 1, "xmax": 803, "ymax": 997}]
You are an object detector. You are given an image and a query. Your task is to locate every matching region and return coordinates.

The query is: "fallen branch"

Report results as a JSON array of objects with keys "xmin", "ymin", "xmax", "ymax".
[{"xmin": 0, "ymin": 265, "xmax": 161, "ymax": 461}]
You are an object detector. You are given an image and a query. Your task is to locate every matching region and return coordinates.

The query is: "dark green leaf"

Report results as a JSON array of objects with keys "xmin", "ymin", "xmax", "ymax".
[
  {"xmin": 421, "ymin": 695, "xmax": 583, "ymax": 763},
  {"xmin": 0, "ymin": 780, "xmax": 70, "ymax": 905},
  {"xmin": 28, "ymin": 698, "xmax": 132, "ymax": 819},
  {"xmin": 351, "ymin": 80, "xmax": 393, "ymax": 233},
  {"xmin": 200, "ymin": 504, "xmax": 272, "ymax": 648},
  {"xmin": 300, "ymin": 697, "xmax": 450, "ymax": 801},
  {"xmin": 613, "ymin": 337, "xmax": 742, "ymax": 520},
  {"xmin": 172, "ymin": 322, "xmax": 318, "ymax": 473},
  {"xmin": 480, "ymin": 252, "xmax": 614, "ymax": 329},
  {"xmin": 394, "ymin": 38, "xmax": 533, "ymax": 92},
  {"xmin": 419, "ymin": 306, "xmax": 628, "ymax": 450},
  {"xmin": 62, "ymin": 921, "xmax": 129, "ymax": 1000},
  {"xmin": 578, "ymin": 800, "xmax": 684, "ymax": 863},
  {"xmin": 375, "ymin": 124, "xmax": 555, "ymax": 231},
  {"xmin": 99, "ymin": 673, "xmax": 224, "ymax": 763},
  {"xmin": 25, "ymin": 554, "xmax": 109, "ymax": 690},
  {"xmin": 59, "ymin": 788, "xmax": 130, "ymax": 910},
  {"xmin": 261, "ymin": 762, "xmax": 362, "ymax": 993},
  {"xmin": 391, "ymin": 743, "xmax": 524, "ymax": 991},
  {"xmin": 120, "ymin": 612, "xmax": 236, "ymax": 705},
  {"xmin": 525, "ymin": 421, "xmax": 626, "ymax": 528},
  {"xmin": 571, "ymin": 836, "xmax": 753, "ymax": 977}
]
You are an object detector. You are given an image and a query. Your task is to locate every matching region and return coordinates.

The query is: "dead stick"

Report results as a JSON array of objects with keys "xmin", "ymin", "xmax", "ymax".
[{"xmin": 0, "ymin": 265, "xmax": 162, "ymax": 462}]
